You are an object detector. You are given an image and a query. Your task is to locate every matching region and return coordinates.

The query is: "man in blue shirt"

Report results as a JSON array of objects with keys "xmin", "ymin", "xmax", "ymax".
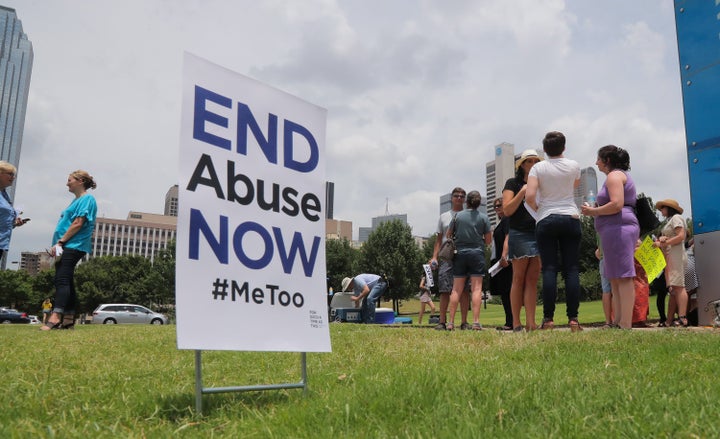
[{"xmin": 341, "ymin": 274, "xmax": 388, "ymax": 324}]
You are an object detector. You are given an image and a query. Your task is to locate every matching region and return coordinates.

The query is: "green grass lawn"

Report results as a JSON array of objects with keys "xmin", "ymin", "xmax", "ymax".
[{"xmin": 2, "ymin": 311, "xmax": 718, "ymax": 438}]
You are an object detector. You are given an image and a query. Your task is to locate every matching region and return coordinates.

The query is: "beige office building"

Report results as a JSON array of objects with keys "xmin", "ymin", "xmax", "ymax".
[{"xmin": 91, "ymin": 212, "xmax": 177, "ymax": 262}]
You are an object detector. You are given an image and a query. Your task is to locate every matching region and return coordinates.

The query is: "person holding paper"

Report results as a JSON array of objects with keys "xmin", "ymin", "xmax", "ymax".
[
  {"xmin": 417, "ymin": 272, "xmax": 436, "ymax": 325},
  {"xmin": 526, "ymin": 131, "xmax": 583, "ymax": 331},
  {"xmin": 0, "ymin": 161, "xmax": 29, "ymax": 261},
  {"xmin": 490, "ymin": 197, "xmax": 513, "ymax": 330},
  {"xmin": 42, "ymin": 170, "xmax": 98, "ymax": 331},
  {"xmin": 581, "ymin": 146, "xmax": 639, "ymax": 329},
  {"xmin": 653, "ymin": 199, "xmax": 689, "ymax": 327},
  {"xmin": 502, "ymin": 149, "xmax": 542, "ymax": 332}
]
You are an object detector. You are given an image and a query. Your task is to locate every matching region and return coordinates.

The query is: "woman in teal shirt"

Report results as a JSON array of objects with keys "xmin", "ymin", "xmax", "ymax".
[{"xmin": 42, "ymin": 170, "xmax": 97, "ymax": 330}]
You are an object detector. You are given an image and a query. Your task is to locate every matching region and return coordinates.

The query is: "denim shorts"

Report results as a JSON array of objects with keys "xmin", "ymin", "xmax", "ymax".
[
  {"xmin": 599, "ymin": 259, "xmax": 611, "ymax": 293},
  {"xmin": 508, "ymin": 229, "xmax": 539, "ymax": 259},
  {"xmin": 453, "ymin": 248, "xmax": 486, "ymax": 277}
]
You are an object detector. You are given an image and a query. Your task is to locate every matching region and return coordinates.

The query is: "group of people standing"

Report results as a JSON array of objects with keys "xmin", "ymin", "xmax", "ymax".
[
  {"xmin": 427, "ymin": 131, "xmax": 690, "ymax": 331},
  {"xmin": 0, "ymin": 161, "xmax": 98, "ymax": 331}
]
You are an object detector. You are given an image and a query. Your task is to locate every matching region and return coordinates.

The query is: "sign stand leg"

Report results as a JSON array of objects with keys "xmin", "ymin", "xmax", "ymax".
[{"xmin": 194, "ymin": 350, "xmax": 308, "ymax": 415}]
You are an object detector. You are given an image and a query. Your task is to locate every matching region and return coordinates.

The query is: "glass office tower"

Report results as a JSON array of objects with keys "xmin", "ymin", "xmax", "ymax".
[{"xmin": 0, "ymin": 6, "xmax": 33, "ymax": 199}]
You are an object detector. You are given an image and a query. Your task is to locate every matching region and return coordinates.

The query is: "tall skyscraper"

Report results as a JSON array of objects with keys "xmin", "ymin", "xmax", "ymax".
[
  {"xmin": 574, "ymin": 167, "xmax": 598, "ymax": 210},
  {"xmin": 0, "ymin": 6, "xmax": 33, "ymax": 200},
  {"xmin": 485, "ymin": 142, "xmax": 516, "ymax": 228},
  {"xmin": 164, "ymin": 185, "xmax": 178, "ymax": 216},
  {"xmin": 325, "ymin": 181, "xmax": 334, "ymax": 219}
]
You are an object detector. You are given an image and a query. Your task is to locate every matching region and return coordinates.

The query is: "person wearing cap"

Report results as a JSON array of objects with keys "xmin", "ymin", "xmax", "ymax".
[
  {"xmin": 653, "ymin": 199, "xmax": 688, "ymax": 327},
  {"xmin": 429, "ymin": 186, "xmax": 472, "ymax": 331},
  {"xmin": 502, "ymin": 149, "xmax": 543, "ymax": 332},
  {"xmin": 526, "ymin": 131, "xmax": 583, "ymax": 332},
  {"xmin": 581, "ymin": 145, "xmax": 639, "ymax": 330},
  {"xmin": 341, "ymin": 274, "xmax": 388, "ymax": 324}
]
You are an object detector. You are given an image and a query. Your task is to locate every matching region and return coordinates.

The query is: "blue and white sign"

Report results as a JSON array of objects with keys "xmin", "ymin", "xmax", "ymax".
[{"xmin": 176, "ymin": 53, "xmax": 331, "ymax": 352}]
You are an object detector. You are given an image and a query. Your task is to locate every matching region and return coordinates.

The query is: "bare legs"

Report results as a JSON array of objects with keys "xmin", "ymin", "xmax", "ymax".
[
  {"xmin": 469, "ymin": 276, "xmax": 485, "ymax": 325},
  {"xmin": 666, "ymin": 286, "xmax": 689, "ymax": 325},
  {"xmin": 510, "ymin": 257, "xmax": 540, "ymax": 330},
  {"xmin": 611, "ymin": 278, "xmax": 635, "ymax": 329},
  {"xmin": 418, "ymin": 299, "xmax": 435, "ymax": 324},
  {"xmin": 602, "ymin": 293, "xmax": 613, "ymax": 325}
]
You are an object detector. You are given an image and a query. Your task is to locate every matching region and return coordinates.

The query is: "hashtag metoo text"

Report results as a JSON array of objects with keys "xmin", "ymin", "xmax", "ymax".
[{"xmin": 212, "ymin": 278, "xmax": 305, "ymax": 308}]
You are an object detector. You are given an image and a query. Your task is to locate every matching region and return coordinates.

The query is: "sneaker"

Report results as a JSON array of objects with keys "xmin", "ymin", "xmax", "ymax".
[
  {"xmin": 434, "ymin": 323, "xmax": 446, "ymax": 331},
  {"xmin": 459, "ymin": 322, "xmax": 471, "ymax": 330}
]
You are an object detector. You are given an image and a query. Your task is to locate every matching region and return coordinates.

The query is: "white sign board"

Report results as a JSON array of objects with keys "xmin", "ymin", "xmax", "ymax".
[{"xmin": 176, "ymin": 53, "xmax": 331, "ymax": 352}]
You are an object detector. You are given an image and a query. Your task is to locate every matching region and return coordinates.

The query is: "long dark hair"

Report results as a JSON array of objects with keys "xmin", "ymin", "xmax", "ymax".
[{"xmin": 597, "ymin": 145, "xmax": 630, "ymax": 171}]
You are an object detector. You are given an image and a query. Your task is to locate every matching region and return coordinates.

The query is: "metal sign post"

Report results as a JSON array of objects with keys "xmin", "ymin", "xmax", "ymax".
[
  {"xmin": 194, "ymin": 350, "xmax": 308, "ymax": 415},
  {"xmin": 674, "ymin": 1, "xmax": 720, "ymax": 325}
]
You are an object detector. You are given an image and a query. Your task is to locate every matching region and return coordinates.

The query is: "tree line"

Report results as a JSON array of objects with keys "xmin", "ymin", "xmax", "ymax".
[{"xmin": 3, "ymin": 207, "xmax": 680, "ymax": 315}]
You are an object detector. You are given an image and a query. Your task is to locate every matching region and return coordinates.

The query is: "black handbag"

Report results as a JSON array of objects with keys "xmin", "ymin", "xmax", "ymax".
[{"xmin": 635, "ymin": 194, "xmax": 660, "ymax": 236}]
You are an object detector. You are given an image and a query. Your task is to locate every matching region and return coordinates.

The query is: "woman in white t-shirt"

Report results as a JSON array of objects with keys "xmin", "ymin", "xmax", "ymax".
[{"xmin": 526, "ymin": 131, "xmax": 583, "ymax": 331}]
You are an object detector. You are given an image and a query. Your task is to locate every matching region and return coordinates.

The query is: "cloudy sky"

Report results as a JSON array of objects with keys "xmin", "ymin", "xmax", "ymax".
[{"xmin": 3, "ymin": 0, "xmax": 690, "ymax": 265}]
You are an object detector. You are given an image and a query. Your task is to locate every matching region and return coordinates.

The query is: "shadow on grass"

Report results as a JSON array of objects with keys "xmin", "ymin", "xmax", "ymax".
[{"xmin": 157, "ymin": 389, "xmax": 294, "ymax": 420}]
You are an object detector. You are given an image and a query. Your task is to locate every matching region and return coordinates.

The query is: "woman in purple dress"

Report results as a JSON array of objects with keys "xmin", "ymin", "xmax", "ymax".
[{"xmin": 581, "ymin": 145, "xmax": 639, "ymax": 329}]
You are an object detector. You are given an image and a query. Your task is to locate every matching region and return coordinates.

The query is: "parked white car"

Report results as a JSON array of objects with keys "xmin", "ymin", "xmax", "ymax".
[{"xmin": 91, "ymin": 304, "xmax": 168, "ymax": 325}]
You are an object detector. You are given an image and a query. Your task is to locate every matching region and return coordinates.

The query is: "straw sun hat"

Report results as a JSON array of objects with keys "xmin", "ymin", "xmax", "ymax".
[
  {"xmin": 515, "ymin": 149, "xmax": 543, "ymax": 170},
  {"xmin": 655, "ymin": 199, "xmax": 684, "ymax": 215}
]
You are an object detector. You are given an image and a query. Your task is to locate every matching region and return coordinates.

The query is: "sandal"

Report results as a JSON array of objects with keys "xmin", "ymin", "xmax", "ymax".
[
  {"xmin": 496, "ymin": 325, "xmax": 513, "ymax": 331},
  {"xmin": 459, "ymin": 322, "xmax": 471, "ymax": 330},
  {"xmin": 472, "ymin": 322, "xmax": 482, "ymax": 331},
  {"xmin": 446, "ymin": 323, "xmax": 455, "ymax": 331},
  {"xmin": 512, "ymin": 326, "xmax": 524, "ymax": 333},
  {"xmin": 657, "ymin": 321, "xmax": 668, "ymax": 328},
  {"xmin": 677, "ymin": 316, "xmax": 688, "ymax": 327},
  {"xmin": 62, "ymin": 314, "xmax": 75, "ymax": 330},
  {"xmin": 40, "ymin": 320, "xmax": 63, "ymax": 331},
  {"xmin": 569, "ymin": 319, "xmax": 583, "ymax": 332},
  {"xmin": 434, "ymin": 322, "xmax": 446, "ymax": 331},
  {"xmin": 540, "ymin": 318, "xmax": 555, "ymax": 330}
]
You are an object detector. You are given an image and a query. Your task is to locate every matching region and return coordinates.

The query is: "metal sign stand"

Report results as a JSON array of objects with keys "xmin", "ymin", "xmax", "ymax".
[{"xmin": 194, "ymin": 350, "xmax": 308, "ymax": 415}]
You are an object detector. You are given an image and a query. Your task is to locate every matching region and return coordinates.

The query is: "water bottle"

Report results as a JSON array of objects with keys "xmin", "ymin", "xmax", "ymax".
[{"xmin": 586, "ymin": 190, "xmax": 596, "ymax": 207}]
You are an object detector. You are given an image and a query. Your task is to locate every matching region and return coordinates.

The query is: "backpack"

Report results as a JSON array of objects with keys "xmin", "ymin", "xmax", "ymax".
[{"xmin": 635, "ymin": 194, "xmax": 660, "ymax": 236}]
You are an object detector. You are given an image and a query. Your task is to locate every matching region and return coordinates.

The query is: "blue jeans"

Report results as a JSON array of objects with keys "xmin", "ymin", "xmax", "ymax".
[
  {"xmin": 360, "ymin": 280, "xmax": 388, "ymax": 323},
  {"xmin": 535, "ymin": 215, "xmax": 581, "ymax": 320},
  {"xmin": 53, "ymin": 248, "xmax": 86, "ymax": 314}
]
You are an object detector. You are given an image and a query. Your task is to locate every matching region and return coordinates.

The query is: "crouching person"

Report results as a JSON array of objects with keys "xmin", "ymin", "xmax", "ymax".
[{"xmin": 342, "ymin": 274, "xmax": 388, "ymax": 324}]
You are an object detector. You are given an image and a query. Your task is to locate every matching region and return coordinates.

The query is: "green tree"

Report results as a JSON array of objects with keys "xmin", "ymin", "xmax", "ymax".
[
  {"xmin": 325, "ymin": 238, "xmax": 357, "ymax": 293},
  {"xmin": 358, "ymin": 220, "xmax": 422, "ymax": 312},
  {"xmin": 74, "ymin": 255, "xmax": 155, "ymax": 313},
  {"xmin": 145, "ymin": 240, "xmax": 176, "ymax": 305},
  {"xmin": 421, "ymin": 234, "xmax": 437, "ymax": 262},
  {"xmin": 0, "ymin": 269, "xmax": 33, "ymax": 310}
]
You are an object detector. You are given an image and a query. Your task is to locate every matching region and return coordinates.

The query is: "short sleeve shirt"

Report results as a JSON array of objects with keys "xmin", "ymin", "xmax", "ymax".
[
  {"xmin": 503, "ymin": 177, "xmax": 535, "ymax": 232},
  {"xmin": 52, "ymin": 194, "xmax": 97, "ymax": 253}
]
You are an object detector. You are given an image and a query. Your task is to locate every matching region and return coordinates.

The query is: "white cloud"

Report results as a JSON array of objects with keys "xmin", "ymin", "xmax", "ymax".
[{"xmin": 1, "ymin": 0, "xmax": 694, "ymax": 265}]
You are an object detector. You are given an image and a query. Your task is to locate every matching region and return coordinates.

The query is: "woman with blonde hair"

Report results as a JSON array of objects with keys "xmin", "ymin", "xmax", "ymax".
[
  {"xmin": 0, "ymin": 161, "xmax": 28, "ymax": 261},
  {"xmin": 653, "ymin": 199, "xmax": 689, "ymax": 327},
  {"xmin": 42, "ymin": 170, "xmax": 98, "ymax": 330}
]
